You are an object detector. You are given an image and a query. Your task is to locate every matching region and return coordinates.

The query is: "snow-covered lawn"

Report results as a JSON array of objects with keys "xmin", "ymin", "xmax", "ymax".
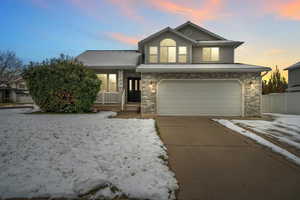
[
  {"xmin": 231, "ymin": 114, "xmax": 300, "ymax": 150},
  {"xmin": 214, "ymin": 114, "xmax": 300, "ymax": 166},
  {"xmin": 0, "ymin": 109, "xmax": 178, "ymax": 200}
]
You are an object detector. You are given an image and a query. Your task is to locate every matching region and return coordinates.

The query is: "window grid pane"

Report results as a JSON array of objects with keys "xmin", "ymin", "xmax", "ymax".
[
  {"xmin": 179, "ymin": 46, "xmax": 187, "ymax": 54},
  {"xmin": 160, "ymin": 47, "xmax": 168, "ymax": 63},
  {"xmin": 179, "ymin": 55, "xmax": 187, "ymax": 63},
  {"xmin": 149, "ymin": 55, "xmax": 158, "ymax": 63},
  {"xmin": 203, "ymin": 48, "xmax": 211, "ymax": 61},
  {"xmin": 203, "ymin": 47, "xmax": 219, "ymax": 61},
  {"xmin": 179, "ymin": 46, "xmax": 187, "ymax": 63},
  {"xmin": 149, "ymin": 46, "xmax": 158, "ymax": 54},
  {"xmin": 97, "ymin": 74, "xmax": 107, "ymax": 92},
  {"xmin": 168, "ymin": 47, "xmax": 176, "ymax": 63},
  {"xmin": 211, "ymin": 47, "xmax": 219, "ymax": 61},
  {"xmin": 108, "ymin": 74, "xmax": 117, "ymax": 92}
]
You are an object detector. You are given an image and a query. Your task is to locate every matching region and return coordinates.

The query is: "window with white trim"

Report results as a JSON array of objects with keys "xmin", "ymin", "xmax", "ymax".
[
  {"xmin": 178, "ymin": 46, "xmax": 187, "ymax": 63},
  {"xmin": 160, "ymin": 38, "xmax": 176, "ymax": 63},
  {"xmin": 203, "ymin": 47, "xmax": 219, "ymax": 61},
  {"xmin": 149, "ymin": 46, "xmax": 158, "ymax": 63},
  {"xmin": 97, "ymin": 73, "xmax": 117, "ymax": 92}
]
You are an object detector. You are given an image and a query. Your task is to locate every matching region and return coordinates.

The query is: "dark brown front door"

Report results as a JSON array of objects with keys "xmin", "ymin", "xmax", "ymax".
[{"xmin": 127, "ymin": 78, "xmax": 141, "ymax": 102}]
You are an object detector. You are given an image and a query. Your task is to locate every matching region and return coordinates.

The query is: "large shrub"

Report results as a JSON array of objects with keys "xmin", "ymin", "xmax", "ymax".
[{"xmin": 23, "ymin": 55, "xmax": 100, "ymax": 113}]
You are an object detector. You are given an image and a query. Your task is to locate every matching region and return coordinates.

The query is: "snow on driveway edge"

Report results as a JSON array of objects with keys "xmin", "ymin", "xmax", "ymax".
[{"xmin": 213, "ymin": 119, "xmax": 300, "ymax": 166}]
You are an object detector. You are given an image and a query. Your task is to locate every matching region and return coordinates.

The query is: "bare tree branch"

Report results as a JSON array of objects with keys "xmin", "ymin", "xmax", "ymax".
[{"xmin": 0, "ymin": 51, "xmax": 23, "ymax": 87}]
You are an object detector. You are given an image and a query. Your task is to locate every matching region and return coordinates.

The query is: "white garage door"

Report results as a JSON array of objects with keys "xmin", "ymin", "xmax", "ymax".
[{"xmin": 157, "ymin": 80, "xmax": 242, "ymax": 116}]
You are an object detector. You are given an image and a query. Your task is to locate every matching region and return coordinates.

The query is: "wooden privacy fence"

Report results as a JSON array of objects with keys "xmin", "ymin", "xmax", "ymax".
[{"xmin": 262, "ymin": 92, "xmax": 300, "ymax": 114}]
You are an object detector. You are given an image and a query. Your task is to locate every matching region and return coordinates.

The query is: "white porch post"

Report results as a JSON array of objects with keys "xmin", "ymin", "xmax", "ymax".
[{"xmin": 118, "ymin": 70, "xmax": 124, "ymax": 91}]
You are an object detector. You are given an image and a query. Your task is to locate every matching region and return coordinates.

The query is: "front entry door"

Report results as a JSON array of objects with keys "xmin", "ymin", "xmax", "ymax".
[{"xmin": 127, "ymin": 78, "xmax": 141, "ymax": 102}]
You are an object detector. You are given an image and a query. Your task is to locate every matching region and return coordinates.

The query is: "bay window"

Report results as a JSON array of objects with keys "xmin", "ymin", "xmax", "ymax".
[
  {"xmin": 203, "ymin": 47, "xmax": 219, "ymax": 61},
  {"xmin": 97, "ymin": 73, "xmax": 117, "ymax": 92}
]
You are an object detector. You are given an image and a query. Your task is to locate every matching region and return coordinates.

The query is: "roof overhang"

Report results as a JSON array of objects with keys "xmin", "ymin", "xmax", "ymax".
[
  {"xmin": 85, "ymin": 65, "xmax": 137, "ymax": 70},
  {"xmin": 196, "ymin": 41, "xmax": 244, "ymax": 48},
  {"xmin": 284, "ymin": 62, "xmax": 300, "ymax": 70},
  {"xmin": 136, "ymin": 64, "xmax": 271, "ymax": 73}
]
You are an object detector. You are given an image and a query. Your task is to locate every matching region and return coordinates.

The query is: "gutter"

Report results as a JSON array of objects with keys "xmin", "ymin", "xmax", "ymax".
[{"xmin": 136, "ymin": 67, "xmax": 271, "ymax": 73}]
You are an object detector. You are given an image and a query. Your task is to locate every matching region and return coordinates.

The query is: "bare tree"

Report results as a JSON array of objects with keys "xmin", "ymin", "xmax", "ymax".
[{"xmin": 0, "ymin": 51, "xmax": 23, "ymax": 87}]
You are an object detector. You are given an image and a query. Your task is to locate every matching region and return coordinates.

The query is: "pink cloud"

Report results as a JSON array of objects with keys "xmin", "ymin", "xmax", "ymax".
[
  {"xmin": 268, "ymin": 0, "xmax": 300, "ymax": 20},
  {"xmin": 106, "ymin": 32, "xmax": 140, "ymax": 45},
  {"xmin": 107, "ymin": 0, "xmax": 144, "ymax": 22},
  {"xmin": 69, "ymin": 0, "xmax": 225, "ymax": 23},
  {"xmin": 149, "ymin": 0, "xmax": 223, "ymax": 22}
]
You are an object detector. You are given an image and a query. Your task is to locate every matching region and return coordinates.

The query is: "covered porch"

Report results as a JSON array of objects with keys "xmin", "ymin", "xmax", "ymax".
[{"xmin": 93, "ymin": 69, "xmax": 141, "ymax": 112}]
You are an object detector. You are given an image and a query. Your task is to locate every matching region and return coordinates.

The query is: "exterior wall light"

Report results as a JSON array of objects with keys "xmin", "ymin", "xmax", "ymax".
[
  {"xmin": 249, "ymin": 81, "xmax": 254, "ymax": 88},
  {"xmin": 149, "ymin": 81, "xmax": 155, "ymax": 93}
]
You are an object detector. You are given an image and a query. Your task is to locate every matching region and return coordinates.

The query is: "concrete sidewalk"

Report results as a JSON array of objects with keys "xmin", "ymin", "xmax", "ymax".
[{"xmin": 157, "ymin": 116, "xmax": 300, "ymax": 200}]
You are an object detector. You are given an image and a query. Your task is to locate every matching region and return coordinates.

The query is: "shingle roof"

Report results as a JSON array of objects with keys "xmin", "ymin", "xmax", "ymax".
[
  {"xmin": 284, "ymin": 61, "xmax": 300, "ymax": 70},
  {"xmin": 76, "ymin": 50, "xmax": 141, "ymax": 69},
  {"xmin": 136, "ymin": 63, "xmax": 271, "ymax": 73}
]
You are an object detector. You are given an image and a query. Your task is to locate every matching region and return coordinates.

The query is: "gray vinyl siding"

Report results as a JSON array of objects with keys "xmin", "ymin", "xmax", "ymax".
[
  {"xmin": 289, "ymin": 68, "xmax": 300, "ymax": 88},
  {"xmin": 192, "ymin": 46, "xmax": 234, "ymax": 63},
  {"xmin": 177, "ymin": 26, "xmax": 219, "ymax": 41},
  {"xmin": 143, "ymin": 31, "xmax": 193, "ymax": 64}
]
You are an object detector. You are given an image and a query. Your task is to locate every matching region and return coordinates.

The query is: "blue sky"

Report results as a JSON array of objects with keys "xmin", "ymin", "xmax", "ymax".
[{"xmin": 0, "ymin": 0, "xmax": 299, "ymax": 76}]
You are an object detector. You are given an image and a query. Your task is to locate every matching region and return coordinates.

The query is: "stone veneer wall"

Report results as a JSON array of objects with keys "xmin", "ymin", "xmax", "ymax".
[{"xmin": 141, "ymin": 72, "xmax": 262, "ymax": 117}]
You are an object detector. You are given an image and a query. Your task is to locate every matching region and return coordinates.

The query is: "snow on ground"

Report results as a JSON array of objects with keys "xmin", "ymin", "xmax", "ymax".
[
  {"xmin": 231, "ymin": 114, "xmax": 300, "ymax": 150},
  {"xmin": 0, "ymin": 109, "xmax": 178, "ymax": 200},
  {"xmin": 214, "ymin": 119, "xmax": 300, "ymax": 166}
]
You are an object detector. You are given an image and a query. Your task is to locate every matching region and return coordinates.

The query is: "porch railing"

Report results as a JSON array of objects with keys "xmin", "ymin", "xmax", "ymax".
[
  {"xmin": 96, "ymin": 91, "xmax": 121, "ymax": 104},
  {"xmin": 95, "ymin": 89, "xmax": 127, "ymax": 105}
]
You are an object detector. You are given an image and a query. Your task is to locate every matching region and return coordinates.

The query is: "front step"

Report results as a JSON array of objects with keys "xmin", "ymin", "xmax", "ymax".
[
  {"xmin": 125, "ymin": 104, "xmax": 140, "ymax": 112},
  {"xmin": 93, "ymin": 103, "xmax": 140, "ymax": 112},
  {"xmin": 93, "ymin": 104, "xmax": 121, "ymax": 112}
]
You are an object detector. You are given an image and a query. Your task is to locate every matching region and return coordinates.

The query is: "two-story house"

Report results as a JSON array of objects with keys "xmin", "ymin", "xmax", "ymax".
[
  {"xmin": 285, "ymin": 62, "xmax": 300, "ymax": 92},
  {"xmin": 77, "ymin": 21, "xmax": 271, "ymax": 117}
]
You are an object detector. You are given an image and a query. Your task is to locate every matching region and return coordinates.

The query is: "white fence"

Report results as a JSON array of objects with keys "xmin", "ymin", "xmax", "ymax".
[{"xmin": 262, "ymin": 92, "xmax": 300, "ymax": 114}]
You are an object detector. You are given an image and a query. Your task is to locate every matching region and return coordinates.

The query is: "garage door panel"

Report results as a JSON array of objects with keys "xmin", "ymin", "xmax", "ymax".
[{"xmin": 157, "ymin": 80, "xmax": 242, "ymax": 116}]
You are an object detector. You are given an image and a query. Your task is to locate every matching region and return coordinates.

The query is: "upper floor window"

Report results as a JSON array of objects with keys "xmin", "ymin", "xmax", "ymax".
[
  {"xmin": 160, "ymin": 38, "xmax": 176, "ymax": 63},
  {"xmin": 149, "ymin": 46, "xmax": 158, "ymax": 63},
  {"xmin": 178, "ymin": 46, "xmax": 187, "ymax": 63},
  {"xmin": 203, "ymin": 47, "xmax": 219, "ymax": 61}
]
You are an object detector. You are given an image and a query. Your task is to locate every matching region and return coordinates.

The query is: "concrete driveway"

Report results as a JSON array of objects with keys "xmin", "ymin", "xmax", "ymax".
[{"xmin": 156, "ymin": 116, "xmax": 300, "ymax": 200}]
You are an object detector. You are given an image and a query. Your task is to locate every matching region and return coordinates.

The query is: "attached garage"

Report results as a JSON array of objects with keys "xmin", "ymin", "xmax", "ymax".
[{"xmin": 157, "ymin": 80, "xmax": 243, "ymax": 116}]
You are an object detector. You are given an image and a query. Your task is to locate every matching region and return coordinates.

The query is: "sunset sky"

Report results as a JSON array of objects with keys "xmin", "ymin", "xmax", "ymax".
[{"xmin": 1, "ymin": 0, "xmax": 299, "ymax": 78}]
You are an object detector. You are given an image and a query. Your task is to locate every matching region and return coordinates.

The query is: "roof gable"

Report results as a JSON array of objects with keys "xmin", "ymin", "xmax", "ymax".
[
  {"xmin": 175, "ymin": 21, "xmax": 226, "ymax": 41},
  {"xmin": 138, "ymin": 27, "xmax": 195, "ymax": 46}
]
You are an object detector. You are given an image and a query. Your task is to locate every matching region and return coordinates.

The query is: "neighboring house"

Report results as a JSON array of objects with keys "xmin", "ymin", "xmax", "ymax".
[
  {"xmin": 77, "ymin": 21, "xmax": 271, "ymax": 117},
  {"xmin": 284, "ymin": 61, "xmax": 300, "ymax": 92},
  {"xmin": 0, "ymin": 77, "xmax": 33, "ymax": 103}
]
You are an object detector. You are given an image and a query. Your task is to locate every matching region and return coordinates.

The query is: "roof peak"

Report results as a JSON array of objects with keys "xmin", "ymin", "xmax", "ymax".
[{"xmin": 175, "ymin": 21, "xmax": 227, "ymax": 40}]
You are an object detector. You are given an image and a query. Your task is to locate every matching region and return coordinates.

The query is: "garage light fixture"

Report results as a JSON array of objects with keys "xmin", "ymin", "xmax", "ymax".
[
  {"xmin": 249, "ymin": 81, "xmax": 254, "ymax": 88},
  {"xmin": 149, "ymin": 81, "xmax": 155, "ymax": 93}
]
